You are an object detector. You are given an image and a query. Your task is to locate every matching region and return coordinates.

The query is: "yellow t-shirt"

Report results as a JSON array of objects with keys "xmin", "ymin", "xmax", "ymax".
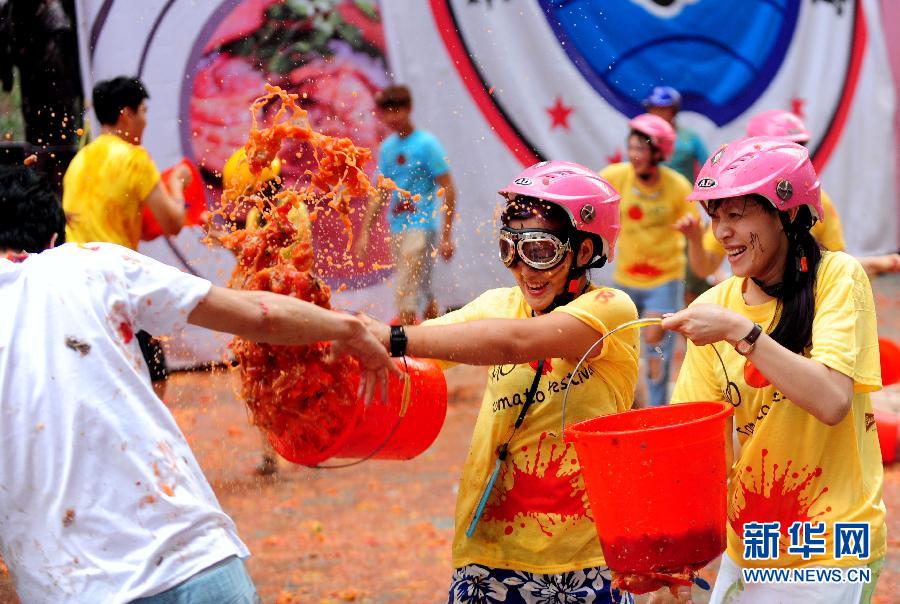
[
  {"xmin": 425, "ymin": 285, "xmax": 639, "ymax": 573},
  {"xmin": 701, "ymin": 189, "xmax": 846, "ymax": 261},
  {"xmin": 671, "ymin": 251, "xmax": 885, "ymax": 569},
  {"xmin": 601, "ymin": 162, "xmax": 697, "ymax": 288},
  {"xmin": 63, "ymin": 134, "xmax": 161, "ymax": 250}
]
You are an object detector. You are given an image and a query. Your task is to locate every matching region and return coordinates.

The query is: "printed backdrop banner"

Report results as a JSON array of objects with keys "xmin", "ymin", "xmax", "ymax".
[{"xmin": 75, "ymin": 0, "xmax": 897, "ymax": 367}]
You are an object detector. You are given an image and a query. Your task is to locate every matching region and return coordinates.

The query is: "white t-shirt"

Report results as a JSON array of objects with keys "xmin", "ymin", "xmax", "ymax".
[{"xmin": 0, "ymin": 243, "xmax": 248, "ymax": 603}]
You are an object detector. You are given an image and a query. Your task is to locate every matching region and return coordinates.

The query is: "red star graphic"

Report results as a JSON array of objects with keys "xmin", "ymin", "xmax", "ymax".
[
  {"xmin": 546, "ymin": 96, "xmax": 574, "ymax": 130},
  {"xmin": 606, "ymin": 149, "xmax": 623, "ymax": 165},
  {"xmin": 790, "ymin": 97, "xmax": 805, "ymax": 119}
]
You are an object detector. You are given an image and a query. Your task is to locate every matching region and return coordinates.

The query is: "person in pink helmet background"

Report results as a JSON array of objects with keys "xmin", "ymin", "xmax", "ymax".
[
  {"xmin": 601, "ymin": 114, "xmax": 698, "ymax": 407},
  {"xmin": 663, "ymin": 137, "xmax": 886, "ymax": 603},
  {"xmin": 360, "ymin": 161, "xmax": 640, "ymax": 603},
  {"xmin": 644, "ymin": 86, "xmax": 714, "ymax": 308},
  {"xmin": 678, "ymin": 109, "xmax": 900, "ymax": 280}
]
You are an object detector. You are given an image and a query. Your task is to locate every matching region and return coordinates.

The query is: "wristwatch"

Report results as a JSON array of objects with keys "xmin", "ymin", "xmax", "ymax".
[
  {"xmin": 735, "ymin": 323, "xmax": 763, "ymax": 356},
  {"xmin": 389, "ymin": 325, "xmax": 407, "ymax": 357}
]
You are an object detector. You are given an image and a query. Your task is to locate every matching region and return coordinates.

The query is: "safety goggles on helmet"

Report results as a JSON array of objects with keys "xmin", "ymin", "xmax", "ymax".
[{"xmin": 499, "ymin": 227, "xmax": 571, "ymax": 270}]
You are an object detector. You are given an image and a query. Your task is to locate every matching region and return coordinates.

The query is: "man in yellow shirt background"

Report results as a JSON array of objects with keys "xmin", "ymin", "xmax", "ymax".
[{"xmin": 63, "ymin": 76, "xmax": 191, "ymax": 397}]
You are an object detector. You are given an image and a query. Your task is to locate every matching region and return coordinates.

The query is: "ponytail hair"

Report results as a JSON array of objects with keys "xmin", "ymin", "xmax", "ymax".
[{"xmin": 763, "ymin": 202, "xmax": 822, "ymax": 354}]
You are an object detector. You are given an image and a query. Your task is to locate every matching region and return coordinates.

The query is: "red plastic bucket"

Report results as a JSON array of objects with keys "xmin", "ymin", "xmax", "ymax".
[
  {"xmin": 564, "ymin": 402, "xmax": 733, "ymax": 587},
  {"xmin": 268, "ymin": 357, "xmax": 447, "ymax": 466},
  {"xmin": 880, "ymin": 337, "xmax": 900, "ymax": 387},
  {"xmin": 875, "ymin": 409, "xmax": 898, "ymax": 464},
  {"xmin": 141, "ymin": 159, "xmax": 207, "ymax": 240}
]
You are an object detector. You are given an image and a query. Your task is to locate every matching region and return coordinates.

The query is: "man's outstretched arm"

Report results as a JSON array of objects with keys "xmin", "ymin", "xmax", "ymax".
[{"xmin": 188, "ymin": 286, "xmax": 398, "ymax": 377}]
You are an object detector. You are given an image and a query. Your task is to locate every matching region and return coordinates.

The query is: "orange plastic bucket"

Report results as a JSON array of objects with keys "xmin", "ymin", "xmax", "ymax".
[
  {"xmin": 564, "ymin": 402, "xmax": 733, "ymax": 584},
  {"xmin": 880, "ymin": 337, "xmax": 900, "ymax": 387},
  {"xmin": 268, "ymin": 357, "xmax": 447, "ymax": 466}
]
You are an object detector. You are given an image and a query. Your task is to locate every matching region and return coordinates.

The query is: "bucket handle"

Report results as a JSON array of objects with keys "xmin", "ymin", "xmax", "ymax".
[
  {"xmin": 310, "ymin": 359, "xmax": 413, "ymax": 470},
  {"xmin": 561, "ymin": 317, "xmax": 662, "ymax": 439}
]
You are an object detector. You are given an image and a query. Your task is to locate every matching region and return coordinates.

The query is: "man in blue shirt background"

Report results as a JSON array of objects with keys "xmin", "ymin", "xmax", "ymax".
[
  {"xmin": 357, "ymin": 85, "xmax": 457, "ymax": 325},
  {"xmin": 643, "ymin": 86, "xmax": 709, "ymax": 183},
  {"xmin": 644, "ymin": 85, "xmax": 712, "ymax": 303}
]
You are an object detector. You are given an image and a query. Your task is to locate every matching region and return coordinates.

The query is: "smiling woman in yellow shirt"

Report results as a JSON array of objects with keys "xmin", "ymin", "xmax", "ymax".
[
  {"xmin": 679, "ymin": 109, "xmax": 900, "ymax": 280},
  {"xmin": 663, "ymin": 136, "xmax": 885, "ymax": 604},
  {"xmin": 362, "ymin": 161, "xmax": 639, "ymax": 604},
  {"xmin": 685, "ymin": 189, "xmax": 844, "ymax": 277}
]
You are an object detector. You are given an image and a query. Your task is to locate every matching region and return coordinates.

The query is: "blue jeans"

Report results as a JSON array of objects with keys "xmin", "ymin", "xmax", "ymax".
[
  {"xmin": 616, "ymin": 279, "xmax": 684, "ymax": 407},
  {"xmin": 131, "ymin": 556, "xmax": 261, "ymax": 604}
]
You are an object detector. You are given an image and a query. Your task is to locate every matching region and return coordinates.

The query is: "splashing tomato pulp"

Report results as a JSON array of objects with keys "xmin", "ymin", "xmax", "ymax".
[{"xmin": 220, "ymin": 85, "xmax": 401, "ymax": 461}]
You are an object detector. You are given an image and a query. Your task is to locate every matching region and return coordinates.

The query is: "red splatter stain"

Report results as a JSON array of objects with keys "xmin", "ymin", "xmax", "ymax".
[
  {"xmin": 62, "ymin": 509, "xmax": 75, "ymax": 527},
  {"xmin": 626, "ymin": 262, "xmax": 663, "ymax": 278},
  {"xmin": 627, "ymin": 205, "xmax": 643, "ymax": 221},
  {"xmin": 528, "ymin": 358, "xmax": 553, "ymax": 375},
  {"xmin": 730, "ymin": 449, "xmax": 830, "ymax": 543},
  {"xmin": 396, "ymin": 153, "xmax": 406, "ymax": 166},
  {"xmin": 118, "ymin": 321, "xmax": 134, "ymax": 344},
  {"xmin": 593, "ymin": 289, "xmax": 616, "ymax": 304},
  {"xmin": 606, "ymin": 149, "xmax": 623, "ymax": 165},
  {"xmin": 259, "ymin": 302, "xmax": 270, "ymax": 316},
  {"xmin": 4, "ymin": 252, "xmax": 28, "ymax": 263},
  {"xmin": 482, "ymin": 432, "xmax": 587, "ymax": 537}
]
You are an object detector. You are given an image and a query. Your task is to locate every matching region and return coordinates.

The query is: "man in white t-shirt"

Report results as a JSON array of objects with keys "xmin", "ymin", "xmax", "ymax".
[{"xmin": 0, "ymin": 166, "xmax": 396, "ymax": 603}]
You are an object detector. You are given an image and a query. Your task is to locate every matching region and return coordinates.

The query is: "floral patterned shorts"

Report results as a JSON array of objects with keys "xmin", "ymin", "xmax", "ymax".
[{"xmin": 448, "ymin": 564, "xmax": 635, "ymax": 604}]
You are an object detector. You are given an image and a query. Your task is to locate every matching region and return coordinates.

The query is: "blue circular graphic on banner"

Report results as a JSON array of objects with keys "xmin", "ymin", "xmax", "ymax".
[{"xmin": 539, "ymin": 0, "xmax": 801, "ymax": 126}]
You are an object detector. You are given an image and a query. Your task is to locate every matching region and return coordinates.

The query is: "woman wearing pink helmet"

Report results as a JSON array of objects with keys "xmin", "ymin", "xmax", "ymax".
[
  {"xmin": 360, "ymin": 161, "xmax": 640, "ymax": 603},
  {"xmin": 679, "ymin": 109, "xmax": 899, "ymax": 280},
  {"xmin": 601, "ymin": 113, "xmax": 698, "ymax": 407},
  {"xmin": 663, "ymin": 137, "xmax": 885, "ymax": 603}
]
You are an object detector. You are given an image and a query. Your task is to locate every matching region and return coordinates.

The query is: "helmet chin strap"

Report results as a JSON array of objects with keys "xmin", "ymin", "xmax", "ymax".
[
  {"xmin": 542, "ymin": 272, "xmax": 587, "ymax": 313},
  {"xmin": 538, "ymin": 236, "xmax": 606, "ymax": 313}
]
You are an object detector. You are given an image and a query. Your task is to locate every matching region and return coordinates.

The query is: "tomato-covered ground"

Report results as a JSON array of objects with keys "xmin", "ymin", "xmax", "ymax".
[{"xmin": 0, "ymin": 274, "xmax": 896, "ymax": 603}]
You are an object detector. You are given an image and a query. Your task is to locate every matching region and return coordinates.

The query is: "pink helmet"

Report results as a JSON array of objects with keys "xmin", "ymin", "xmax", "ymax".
[
  {"xmin": 690, "ymin": 136, "xmax": 823, "ymax": 220},
  {"xmin": 498, "ymin": 160, "xmax": 621, "ymax": 261},
  {"xmin": 628, "ymin": 113, "xmax": 676, "ymax": 160},
  {"xmin": 746, "ymin": 109, "xmax": 810, "ymax": 143}
]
